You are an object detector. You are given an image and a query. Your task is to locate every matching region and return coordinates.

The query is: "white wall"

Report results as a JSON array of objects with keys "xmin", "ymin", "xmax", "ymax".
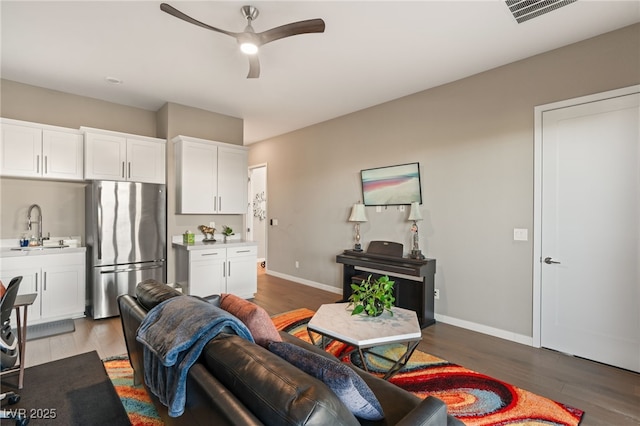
[{"xmin": 248, "ymin": 24, "xmax": 640, "ymax": 338}]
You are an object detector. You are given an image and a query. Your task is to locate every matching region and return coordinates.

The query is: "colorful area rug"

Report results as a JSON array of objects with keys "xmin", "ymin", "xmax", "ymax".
[
  {"xmin": 272, "ymin": 308, "xmax": 585, "ymax": 426},
  {"xmin": 103, "ymin": 355, "xmax": 163, "ymax": 426}
]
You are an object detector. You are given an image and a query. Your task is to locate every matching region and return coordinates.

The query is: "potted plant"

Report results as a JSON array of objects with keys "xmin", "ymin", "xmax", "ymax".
[
  {"xmin": 222, "ymin": 225, "xmax": 234, "ymax": 242},
  {"xmin": 348, "ymin": 274, "xmax": 396, "ymax": 317}
]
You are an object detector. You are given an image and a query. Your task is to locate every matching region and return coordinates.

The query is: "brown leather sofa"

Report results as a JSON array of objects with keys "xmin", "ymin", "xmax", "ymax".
[{"xmin": 117, "ymin": 280, "xmax": 463, "ymax": 426}]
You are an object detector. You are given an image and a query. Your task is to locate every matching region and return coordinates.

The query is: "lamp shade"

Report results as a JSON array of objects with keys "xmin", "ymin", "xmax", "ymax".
[
  {"xmin": 349, "ymin": 203, "xmax": 368, "ymax": 222},
  {"xmin": 408, "ymin": 202, "xmax": 422, "ymax": 221}
]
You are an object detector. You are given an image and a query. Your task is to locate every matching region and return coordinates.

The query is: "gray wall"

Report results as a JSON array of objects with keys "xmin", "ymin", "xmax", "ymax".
[{"xmin": 248, "ymin": 23, "xmax": 640, "ymax": 338}]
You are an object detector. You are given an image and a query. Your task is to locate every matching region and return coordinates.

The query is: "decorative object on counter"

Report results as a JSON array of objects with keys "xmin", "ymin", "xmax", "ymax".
[
  {"xmin": 348, "ymin": 202, "xmax": 367, "ymax": 252},
  {"xmin": 253, "ymin": 191, "xmax": 266, "ymax": 220},
  {"xmin": 182, "ymin": 230, "xmax": 195, "ymax": 245},
  {"xmin": 408, "ymin": 202, "xmax": 425, "ymax": 260},
  {"xmin": 222, "ymin": 226, "xmax": 234, "ymax": 243},
  {"xmin": 348, "ymin": 274, "xmax": 395, "ymax": 317},
  {"xmin": 198, "ymin": 225, "xmax": 216, "ymax": 242}
]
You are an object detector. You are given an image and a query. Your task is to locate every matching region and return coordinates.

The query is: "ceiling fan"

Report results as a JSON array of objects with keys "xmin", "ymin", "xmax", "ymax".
[{"xmin": 160, "ymin": 3, "xmax": 325, "ymax": 78}]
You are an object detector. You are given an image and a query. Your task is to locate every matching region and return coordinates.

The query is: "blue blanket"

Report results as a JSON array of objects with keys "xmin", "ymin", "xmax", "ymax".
[{"xmin": 136, "ymin": 296, "xmax": 254, "ymax": 417}]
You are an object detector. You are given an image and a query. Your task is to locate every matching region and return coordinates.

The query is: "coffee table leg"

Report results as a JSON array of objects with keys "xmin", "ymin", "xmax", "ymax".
[{"xmin": 382, "ymin": 340, "xmax": 420, "ymax": 380}]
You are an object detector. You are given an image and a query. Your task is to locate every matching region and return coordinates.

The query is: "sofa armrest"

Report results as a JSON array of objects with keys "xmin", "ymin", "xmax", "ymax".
[
  {"xmin": 395, "ymin": 396, "xmax": 459, "ymax": 426},
  {"xmin": 117, "ymin": 293, "xmax": 148, "ymax": 385}
]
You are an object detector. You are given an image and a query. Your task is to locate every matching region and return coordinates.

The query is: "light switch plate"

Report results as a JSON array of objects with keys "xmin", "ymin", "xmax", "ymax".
[{"xmin": 513, "ymin": 228, "xmax": 528, "ymax": 241}]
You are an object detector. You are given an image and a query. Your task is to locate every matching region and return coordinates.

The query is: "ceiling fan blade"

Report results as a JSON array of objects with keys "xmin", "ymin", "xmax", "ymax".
[
  {"xmin": 160, "ymin": 3, "xmax": 238, "ymax": 39},
  {"xmin": 257, "ymin": 19, "xmax": 325, "ymax": 46},
  {"xmin": 247, "ymin": 54, "xmax": 260, "ymax": 79}
]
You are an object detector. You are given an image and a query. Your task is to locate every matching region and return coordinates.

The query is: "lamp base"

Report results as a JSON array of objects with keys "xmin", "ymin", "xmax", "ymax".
[
  {"xmin": 409, "ymin": 249, "xmax": 425, "ymax": 260},
  {"xmin": 353, "ymin": 243, "xmax": 363, "ymax": 252}
]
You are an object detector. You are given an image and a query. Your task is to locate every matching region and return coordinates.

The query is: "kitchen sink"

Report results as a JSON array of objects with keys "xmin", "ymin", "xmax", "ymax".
[{"xmin": 10, "ymin": 245, "xmax": 69, "ymax": 251}]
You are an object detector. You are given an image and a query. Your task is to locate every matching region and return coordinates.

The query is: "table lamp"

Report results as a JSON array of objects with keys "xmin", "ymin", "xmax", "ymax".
[
  {"xmin": 348, "ymin": 203, "xmax": 368, "ymax": 251},
  {"xmin": 408, "ymin": 202, "xmax": 425, "ymax": 259}
]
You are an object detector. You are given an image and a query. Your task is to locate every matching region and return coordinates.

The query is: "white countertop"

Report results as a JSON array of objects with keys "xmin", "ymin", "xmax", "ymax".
[
  {"xmin": 172, "ymin": 240, "xmax": 257, "ymax": 250},
  {"xmin": 0, "ymin": 246, "xmax": 86, "ymax": 258}
]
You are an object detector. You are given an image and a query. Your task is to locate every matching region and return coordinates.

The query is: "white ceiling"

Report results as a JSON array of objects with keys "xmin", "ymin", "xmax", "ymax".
[{"xmin": 1, "ymin": 1, "xmax": 639, "ymax": 144}]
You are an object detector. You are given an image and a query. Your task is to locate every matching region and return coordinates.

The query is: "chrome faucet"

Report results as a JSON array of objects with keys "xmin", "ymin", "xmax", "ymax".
[{"xmin": 27, "ymin": 204, "xmax": 43, "ymax": 245}]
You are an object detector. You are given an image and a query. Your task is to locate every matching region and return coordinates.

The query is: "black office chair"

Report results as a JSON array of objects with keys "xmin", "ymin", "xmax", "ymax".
[{"xmin": 0, "ymin": 276, "xmax": 29, "ymax": 426}]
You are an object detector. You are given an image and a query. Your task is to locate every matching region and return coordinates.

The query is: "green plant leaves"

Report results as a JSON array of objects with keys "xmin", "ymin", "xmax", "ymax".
[{"xmin": 347, "ymin": 274, "xmax": 395, "ymax": 316}]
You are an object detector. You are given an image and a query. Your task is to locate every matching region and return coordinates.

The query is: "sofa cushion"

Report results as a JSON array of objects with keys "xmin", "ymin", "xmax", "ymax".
[
  {"xmin": 269, "ymin": 341, "xmax": 384, "ymax": 421},
  {"xmin": 203, "ymin": 333, "xmax": 359, "ymax": 426},
  {"xmin": 136, "ymin": 279, "xmax": 182, "ymax": 311},
  {"xmin": 219, "ymin": 293, "xmax": 282, "ymax": 347}
]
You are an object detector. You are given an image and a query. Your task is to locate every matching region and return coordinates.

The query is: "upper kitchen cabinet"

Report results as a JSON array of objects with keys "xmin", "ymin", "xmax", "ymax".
[
  {"xmin": 82, "ymin": 127, "xmax": 166, "ymax": 184},
  {"xmin": 0, "ymin": 118, "xmax": 83, "ymax": 181},
  {"xmin": 174, "ymin": 136, "xmax": 248, "ymax": 214}
]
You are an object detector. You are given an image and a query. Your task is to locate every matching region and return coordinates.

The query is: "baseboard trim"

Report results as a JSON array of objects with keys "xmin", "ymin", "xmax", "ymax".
[
  {"xmin": 266, "ymin": 270, "xmax": 343, "ymax": 295},
  {"xmin": 266, "ymin": 270, "xmax": 533, "ymax": 347},
  {"xmin": 435, "ymin": 313, "xmax": 533, "ymax": 346}
]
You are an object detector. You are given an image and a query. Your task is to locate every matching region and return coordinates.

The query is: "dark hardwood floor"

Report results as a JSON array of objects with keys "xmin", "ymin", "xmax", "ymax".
[{"xmin": 21, "ymin": 267, "xmax": 640, "ymax": 426}]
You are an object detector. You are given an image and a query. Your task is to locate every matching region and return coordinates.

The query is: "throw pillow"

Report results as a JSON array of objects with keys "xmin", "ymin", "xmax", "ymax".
[
  {"xmin": 219, "ymin": 293, "xmax": 282, "ymax": 347},
  {"xmin": 268, "ymin": 341, "xmax": 384, "ymax": 421}
]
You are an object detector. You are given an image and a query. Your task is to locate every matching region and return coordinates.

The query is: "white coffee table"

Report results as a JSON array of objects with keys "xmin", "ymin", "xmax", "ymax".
[{"xmin": 307, "ymin": 302, "xmax": 422, "ymax": 379}]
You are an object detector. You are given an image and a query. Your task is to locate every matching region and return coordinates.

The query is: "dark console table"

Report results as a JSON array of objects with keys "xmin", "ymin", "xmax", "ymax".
[{"xmin": 336, "ymin": 249, "xmax": 436, "ymax": 328}]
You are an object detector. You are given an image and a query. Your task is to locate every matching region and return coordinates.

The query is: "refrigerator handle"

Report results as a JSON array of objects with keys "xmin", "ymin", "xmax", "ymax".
[
  {"xmin": 97, "ymin": 185, "xmax": 102, "ymax": 260},
  {"xmin": 99, "ymin": 263, "xmax": 164, "ymax": 274}
]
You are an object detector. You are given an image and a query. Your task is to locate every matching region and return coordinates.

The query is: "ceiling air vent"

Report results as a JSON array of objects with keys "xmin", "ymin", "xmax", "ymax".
[{"xmin": 506, "ymin": 0, "xmax": 578, "ymax": 24}]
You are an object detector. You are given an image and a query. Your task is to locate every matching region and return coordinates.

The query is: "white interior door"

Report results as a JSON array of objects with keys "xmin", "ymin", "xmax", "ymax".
[{"xmin": 539, "ymin": 90, "xmax": 639, "ymax": 372}]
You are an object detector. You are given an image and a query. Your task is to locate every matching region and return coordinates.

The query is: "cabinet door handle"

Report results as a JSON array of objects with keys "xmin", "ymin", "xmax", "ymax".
[
  {"xmin": 44, "ymin": 156, "xmax": 48, "ymax": 174},
  {"xmin": 201, "ymin": 252, "xmax": 219, "ymax": 256},
  {"xmin": 44, "ymin": 271, "xmax": 47, "ymax": 291},
  {"xmin": 236, "ymin": 250, "xmax": 251, "ymax": 253},
  {"xmin": 223, "ymin": 262, "xmax": 226, "ymax": 278},
  {"xmin": 219, "ymin": 196, "xmax": 222, "ymax": 212},
  {"xmin": 35, "ymin": 272, "xmax": 38, "ymax": 291},
  {"xmin": 228, "ymin": 261, "xmax": 231, "ymax": 277},
  {"xmin": 128, "ymin": 162, "xmax": 131, "ymax": 179},
  {"xmin": 122, "ymin": 161, "xmax": 125, "ymax": 178},
  {"xmin": 37, "ymin": 155, "xmax": 40, "ymax": 174},
  {"xmin": 213, "ymin": 196, "xmax": 217, "ymax": 212}
]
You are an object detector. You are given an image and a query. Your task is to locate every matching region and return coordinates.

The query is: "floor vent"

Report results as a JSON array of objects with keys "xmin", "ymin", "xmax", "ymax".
[{"xmin": 506, "ymin": 0, "xmax": 578, "ymax": 24}]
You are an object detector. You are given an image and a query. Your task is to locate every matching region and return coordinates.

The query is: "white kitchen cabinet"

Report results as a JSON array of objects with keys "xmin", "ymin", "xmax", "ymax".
[
  {"xmin": 82, "ymin": 127, "xmax": 166, "ymax": 183},
  {"xmin": 225, "ymin": 245, "xmax": 259, "ymax": 299},
  {"xmin": 0, "ymin": 252, "xmax": 86, "ymax": 324},
  {"xmin": 175, "ymin": 244, "xmax": 257, "ymax": 299},
  {"xmin": 0, "ymin": 119, "xmax": 83, "ymax": 180},
  {"xmin": 174, "ymin": 136, "xmax": 248, "ymax": 214},
  {"xmin": 187, "ymin": 248, "xmax": 226, "ymax": 298}
]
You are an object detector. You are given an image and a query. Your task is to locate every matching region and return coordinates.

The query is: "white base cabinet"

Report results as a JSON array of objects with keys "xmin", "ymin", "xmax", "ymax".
[
  {"xmin": 175, "ymin": 245, "xmax": 257, "ymax": 299},
  {"xmin": 0, "ymin": 252, "xmax": 86, "ymax": 324},
  {"xmin": 0, "ymin": 118, "xmax": 83, "ymax": 180}
]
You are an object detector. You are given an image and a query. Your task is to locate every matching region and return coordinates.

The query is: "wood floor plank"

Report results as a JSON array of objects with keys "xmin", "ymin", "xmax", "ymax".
[{"xmin": 18, "ymin": 268, "xmax": 639, "ymax": 426}]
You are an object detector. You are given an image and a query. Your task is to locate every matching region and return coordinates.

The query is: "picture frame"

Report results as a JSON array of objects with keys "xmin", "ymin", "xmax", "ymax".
[{"xmin": 360, "ymin": 162, "xmax": 422, "ymax": 206}]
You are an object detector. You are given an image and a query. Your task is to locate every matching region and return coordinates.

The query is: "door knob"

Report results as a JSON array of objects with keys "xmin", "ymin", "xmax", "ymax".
[{"xmin": 544, "ymin": 257, "xmax": 561, "ymax": 264}]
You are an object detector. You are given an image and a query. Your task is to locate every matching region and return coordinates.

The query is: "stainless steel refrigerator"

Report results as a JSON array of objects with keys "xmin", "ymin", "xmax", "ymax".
[{"xmin": 86, "ymin": 180, "xmax": 166, "ymax": 319}]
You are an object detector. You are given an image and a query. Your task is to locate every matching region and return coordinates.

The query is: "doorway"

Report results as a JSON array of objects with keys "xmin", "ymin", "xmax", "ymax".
[
  {"xmin": 248, "ymin": 164, "xmax": 267, "ymax": 268},
  {"xmin": 533, "ymin": 86, "xmax": 639, "ymax": 372}
]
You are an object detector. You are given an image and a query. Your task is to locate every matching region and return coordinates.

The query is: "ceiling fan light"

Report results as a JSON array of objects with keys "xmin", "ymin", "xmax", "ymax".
[{"xmin": 240, "ymin": 42, "xmax": 258, "ymax": 55}]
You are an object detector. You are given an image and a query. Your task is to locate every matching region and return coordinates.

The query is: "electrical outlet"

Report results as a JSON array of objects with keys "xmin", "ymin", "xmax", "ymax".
[
  {"xmin": 295, "ymin": 261, "xmax": 299, "ymax": 269},
  {"xmin": 434, "ymin": 289, "xmax": 440, "ymax": 300}
]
